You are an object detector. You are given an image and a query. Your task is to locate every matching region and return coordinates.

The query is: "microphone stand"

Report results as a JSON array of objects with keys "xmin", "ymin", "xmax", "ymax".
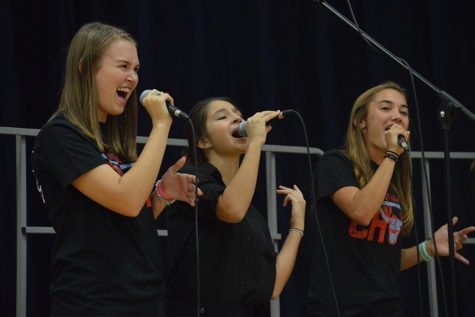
[{"xmin": 312, "ymin": 1, "xmax": 475, "ymax": 317}]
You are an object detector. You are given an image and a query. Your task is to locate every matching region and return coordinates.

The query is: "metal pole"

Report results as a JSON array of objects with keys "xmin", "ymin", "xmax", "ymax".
[
  {"xmin": 421, "ymin": 160, "xmax": 438, "ymax": 317},
  {"xmin": 266, "ymin": 152, "xmax": 280, "ymax": 317},
  {"xmin": 16, "ymin": 136, "xmax": 27, "ymax": 317}
]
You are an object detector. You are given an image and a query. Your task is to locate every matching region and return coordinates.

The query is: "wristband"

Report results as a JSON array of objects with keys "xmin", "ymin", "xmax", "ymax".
[
  {"xmin": 418, "ymin": 240, "xmax": 434, "ymax": 262},
  {"xmin": 384, "ymin": 151, "xmax": 399, "ymax": 163},
  {"xmin": 289, "ymin": 228, "xmax": 304, "ymax": 237},
  {"xmin": 155, "ymin": 180, "xmax": 176, "ymax": 206}
]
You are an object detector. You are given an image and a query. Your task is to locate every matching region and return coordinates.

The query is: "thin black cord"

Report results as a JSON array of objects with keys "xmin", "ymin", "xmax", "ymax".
[
  {"xmin": 185, "ymin": 118, "xmax": 201, "ymax": 317},
  {"xmin": 399, "ymin": 57, "xmax": 449, "ymax": 317},
  {"xmin": 344, "ymin": 1, "xmax": 449, "ymax": 316},
  {"xmin": 288, "ymin": 109, "xmax": 341, "ymax": 317}
]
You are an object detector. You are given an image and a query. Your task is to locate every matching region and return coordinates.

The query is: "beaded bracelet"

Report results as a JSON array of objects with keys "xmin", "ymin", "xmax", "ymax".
[
  {"xmin": 384, "ymin": 151, "xmax": 399, "ymax": 163},
  {"xmin": 155, "ymin": 180, "xmax": 176, "ymax": 206},
  {"xmin": 418, "ymin": 240, "xmax": 434, "ymax": 262},
  {"xmin": 289, "ymin": 228, "xmax": 304, "ymax": 237}
]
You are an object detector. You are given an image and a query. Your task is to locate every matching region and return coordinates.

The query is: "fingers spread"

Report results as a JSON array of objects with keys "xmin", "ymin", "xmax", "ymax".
[{"xmin": 455, "ymin": 252, "xmax": 470, "ymax": 265}]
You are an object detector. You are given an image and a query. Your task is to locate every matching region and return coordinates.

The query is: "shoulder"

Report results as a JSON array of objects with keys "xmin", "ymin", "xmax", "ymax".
[
  {"xmin": 180, "ymin": 162, "xmax": 222, "ymax": 184},
  {"xmin": 38, "ymin": 114, "xmax": 96, "ymax": 149},
  {"xmin": 319, "ymin": 149, "xmax": 352, "ymax": 168}
]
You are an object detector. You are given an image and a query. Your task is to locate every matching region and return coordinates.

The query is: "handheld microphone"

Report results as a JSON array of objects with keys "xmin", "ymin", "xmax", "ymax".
[
  {"xmin": 398, "ymin": 135, "xmax": 409, "ymax": 152},
  {"xmin": 139, "ymin": 89, "xmax": 189, "ymax": 119},
  {"xmin": 237, "ymin": 110, "xmax": 293, "ymax": 137}
]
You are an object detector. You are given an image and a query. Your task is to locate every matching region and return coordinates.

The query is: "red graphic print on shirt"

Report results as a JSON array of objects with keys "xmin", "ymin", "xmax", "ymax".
[{"xmin": 348, "ymin": 193, "xmax": 403, "ymax": 245}]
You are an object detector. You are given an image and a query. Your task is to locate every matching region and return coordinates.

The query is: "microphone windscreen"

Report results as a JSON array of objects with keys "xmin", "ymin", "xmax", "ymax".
[
  {"xmin": 237, "ymin": 121, "xmax": 248, "ymax": 137},
  {"xmin": 139, "ymin": 89, "xmax": 152, "ymax": 103}
]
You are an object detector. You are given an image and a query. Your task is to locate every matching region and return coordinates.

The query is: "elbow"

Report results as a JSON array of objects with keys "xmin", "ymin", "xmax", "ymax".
[
  {"xmin": 111, "ymin": 197, "xmax": 144, "ymax": 218},
  {"xmin": 271, "ymin": 291, "xmax": 280, "ymax": 301},
  {"xmin": 216, "ymin": 208, "xmax": 246, "ymax": 223},
  {"xmin": 351, "ymin": 211, "xmax": 373, "ymax": 227},
  {"xmin": 216, "ymin": 204, "xmax": 247, "ymax": 223}
]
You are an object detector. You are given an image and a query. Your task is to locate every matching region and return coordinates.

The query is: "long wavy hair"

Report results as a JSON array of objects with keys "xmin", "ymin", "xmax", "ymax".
[
  {"xmin": 182, "ymin": 97, "xmax": 236, "ymax": 165},
  {"xmin": 52, "ymin": 22, "xmax": 138, "ymax": 162},
  {"xmin": 344, "ymin": 82, "xmax": 414, "ymax": 234}
]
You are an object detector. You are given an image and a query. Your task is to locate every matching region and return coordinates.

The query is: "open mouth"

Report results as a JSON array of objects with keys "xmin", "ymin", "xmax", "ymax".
[
  {"xmin": 231, "ymin": 130, "xmax": 241, "ymax": 138},
  {"xmin": 117, "ymin": 87, "xmax": 131, "ymax": 101}
]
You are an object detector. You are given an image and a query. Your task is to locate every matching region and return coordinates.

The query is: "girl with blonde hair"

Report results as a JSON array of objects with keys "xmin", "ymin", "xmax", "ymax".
[
  {"xmin": 307, "ymin": 82, "xmax": 475, "ymax": 316},
  {"xmin": 32, "ymin": 22, "xmax": 197, "ymax": 316}
]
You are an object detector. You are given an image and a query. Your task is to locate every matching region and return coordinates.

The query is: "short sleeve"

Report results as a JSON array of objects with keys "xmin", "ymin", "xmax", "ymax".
[
  {"xmin": 316, "ymin": 149, "xmax": 359, "ymax": 200},
  {"xmin": 177, "ymin": 164, "xmax": 225, "ymax": 220},
  {"xmin": 39, "ymin": 124, "xmax": 106, "ymax": 189}
]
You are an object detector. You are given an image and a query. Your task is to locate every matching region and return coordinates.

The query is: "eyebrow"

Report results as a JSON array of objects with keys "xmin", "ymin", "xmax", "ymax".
[
  {"xmin": 117, "ymin": 59, "xmax": 140, "ymax": 68},
  {"xmin": 377, "ymin": 99, "xmax": 408, "ymax": 108},
  {"xmin": 212, "ymin": 107, "xmax": 242, "ymax": 118}
]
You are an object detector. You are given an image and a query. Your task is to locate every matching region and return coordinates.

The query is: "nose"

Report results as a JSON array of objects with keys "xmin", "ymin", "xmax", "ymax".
[
  {"xmin": 232, "ymin": 113, "xmax": 243, "ymax": 124},
  {"xmin": 391, "ymin": 109, "xmax": 403, "ymax": 123},
  {"xmin": 128, "ymin": 71, "xmax": 138, "ymax": 84}
]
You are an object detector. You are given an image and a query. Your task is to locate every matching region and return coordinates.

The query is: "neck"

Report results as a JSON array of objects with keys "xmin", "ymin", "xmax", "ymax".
[
  {"xmin": 366, "ymin": 143, "xmax": 385, "ymax": 165},
  {"xmin": 208, "ymin": 153, "xmax": 240, "ymax": 185}
]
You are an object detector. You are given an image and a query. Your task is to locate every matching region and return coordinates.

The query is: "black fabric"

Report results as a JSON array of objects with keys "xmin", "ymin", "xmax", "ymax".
[
  {"xmin": 31, "ymin": 113, "xmax": 165, "ymax": 316},
  {"xmin": 469, "ymin": 166, "xmax": 475, "ymax": 224},
  {"xmin": 165, "ymin": 162, "xmax": 277, "ymax": 317},
  {"xmin": 307, "ymin": 149, "xmax": 403, "ymax": 317},
  {"xmin": 3, "ymin": 2, "xmax": 475, "ymax": 316}
]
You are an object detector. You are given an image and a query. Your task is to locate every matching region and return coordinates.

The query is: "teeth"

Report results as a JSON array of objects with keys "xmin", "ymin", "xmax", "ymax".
[{"xmin": 117, "ymin": 87, "xmax": 131, "ymax": 93}]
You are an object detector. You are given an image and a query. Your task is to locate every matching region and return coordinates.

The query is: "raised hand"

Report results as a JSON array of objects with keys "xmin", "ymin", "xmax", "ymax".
[
  {"xmin": 276, "ymin": 185, "xmax": 306, "ymax": 231},
  {"xmin": 140, "ymin": 89, "xmax": 173, "ymax": 124},
  {"xmin": 426, "ymin": 217, "xmax": 475, "ymax": 265},
  {"xmin": 160, "ymin": 156, "xmax": 203, "ymax": 206},
  {"xmin": 384, "ymin": 124, "xmax": 410, "ymax": 155},
  {"xmin": 245, "ymin": 110, "xmax": 281, "ymax": 146}
]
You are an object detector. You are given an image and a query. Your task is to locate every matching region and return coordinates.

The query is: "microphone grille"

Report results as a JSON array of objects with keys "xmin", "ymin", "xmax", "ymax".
[
  {"xmin": 237, "ymin": 121, "xmax": 248, "ymax": 137},
  {"xmin": 139, "ymin": 89, "xmax": 152, "ymax": 103}
]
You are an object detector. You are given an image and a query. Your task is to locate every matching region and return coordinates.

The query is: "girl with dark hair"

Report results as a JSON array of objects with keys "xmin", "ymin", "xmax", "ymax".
[
  {"xmin": 31, "ymin": 22, "xmax": 198, "ymax": 316},
  {"xmin": 165, "ymin": 97, "xmax": 306, "ymax": 316},
  {"xmin": 307, "ymin": 82, "xmax": 475, "ymax": 316}
]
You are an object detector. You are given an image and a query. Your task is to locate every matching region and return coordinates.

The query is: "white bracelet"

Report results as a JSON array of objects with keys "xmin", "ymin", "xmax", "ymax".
[
  {"xmin": 418, "ymin": 240, "xmax": 434, "ymax": 262},
  {"xmin": 289, "ymin": 228, "xmax": 304, "ymax": 237},
  {"xmin": 155, "ymin": 180, "xmax": 176, "ymax": 206}
]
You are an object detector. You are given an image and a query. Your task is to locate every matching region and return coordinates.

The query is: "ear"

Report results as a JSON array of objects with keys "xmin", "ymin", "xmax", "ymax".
[
  {"xmin": 357, "ymin": 117, "xmax": 367, "ymax": 130},
  {"xmin": 78, "ymin": 58, "xmax": 83, "ymax": 73},
  {"xmin": 197, "ymin": 137, "xmax": 211, "ymax": 150}
]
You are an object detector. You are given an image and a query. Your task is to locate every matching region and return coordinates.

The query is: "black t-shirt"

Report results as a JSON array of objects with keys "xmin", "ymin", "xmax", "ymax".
[
  {"xmin": 31, "ymin": 113, "xmax": 165, "ymax": 317},
  {"xmin": 165, "ymin": 162, "xmax": 277, "ymax": 317},
  {"xmin": 307, "ymin": 149, "xmax": 403, "ymax": 317}
]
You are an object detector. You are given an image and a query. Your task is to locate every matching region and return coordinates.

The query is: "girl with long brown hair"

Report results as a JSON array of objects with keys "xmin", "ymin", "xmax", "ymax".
[
  {"xmin": 31, "ymin": 22, "xmax": 197, "ymax": 316},
  {"xmin": 307, "ymin": 82, "xmax": 475, "ymax": 316}
]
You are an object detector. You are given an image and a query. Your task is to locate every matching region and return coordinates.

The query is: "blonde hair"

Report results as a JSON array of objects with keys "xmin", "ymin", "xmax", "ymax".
[
  {"xmin": 52, "ymin": 22, "xmax": 138, "ymax": 162},
  {"xmin": 344, "ymin": 82, "xmax": 414, "ymax": 234}
]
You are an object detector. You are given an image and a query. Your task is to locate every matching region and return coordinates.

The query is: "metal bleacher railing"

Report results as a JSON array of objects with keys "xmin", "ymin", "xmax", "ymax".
[{"xmin": 2, "ymin": 126, "xmax": 474, "ymax": 317}]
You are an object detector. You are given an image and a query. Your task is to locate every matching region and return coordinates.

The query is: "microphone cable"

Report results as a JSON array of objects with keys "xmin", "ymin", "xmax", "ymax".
[
  {"xmin": 285, "ymin": 109, "xmax": 342, "ymax": 317},
  {"xmin": 343, "ymin": 1, "xmax": 449, "ymax": 316},
  {"xmin": 184, "ymin": 117, "xmax": 201, "ymax": 317}
]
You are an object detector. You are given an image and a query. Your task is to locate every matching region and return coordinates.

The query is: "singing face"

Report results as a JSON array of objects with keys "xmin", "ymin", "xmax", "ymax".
[
  {"xmin": 94, "ymin": 39, "xmax": 140, "ymax": 122},
  {"xmin": 198, "ymin": 100, "xmax": 247, "ymax": 158},
  {"xmin": 360, "ymin": 88, "xmax": 409, "ymax": 157}
]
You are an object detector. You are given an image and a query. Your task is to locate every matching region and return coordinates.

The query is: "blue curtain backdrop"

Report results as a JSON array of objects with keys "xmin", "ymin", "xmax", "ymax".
[{"xmin": 1, "ymin": 1, "xmax": 474, "ymax": 316}]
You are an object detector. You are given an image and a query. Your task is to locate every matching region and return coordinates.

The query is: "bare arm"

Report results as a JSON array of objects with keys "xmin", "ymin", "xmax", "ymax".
[
  {"xmin": 72, "ymin": 91, "xmax": 173, "ymax": 217},
  {"xmin": 400, "ymin": 217, "xmax": 475, "ymax": 271},
  {"xmin": 150, "ymin": 156, "xmax": 203, "ymax": 219},
  {"xmin": 332, "ymin": 124, "xmax": 409, "ymax": 225},
  {"xmin": 272, "ymin": 185, "xmax": 306, "ymax": 299},
  {"xmin": 216, "ymin": 111, "xmax": 280, "ymax": 223},
  {"xmin": 331, "ymin": 158, "xmax": 396, "ymax": 226}
]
